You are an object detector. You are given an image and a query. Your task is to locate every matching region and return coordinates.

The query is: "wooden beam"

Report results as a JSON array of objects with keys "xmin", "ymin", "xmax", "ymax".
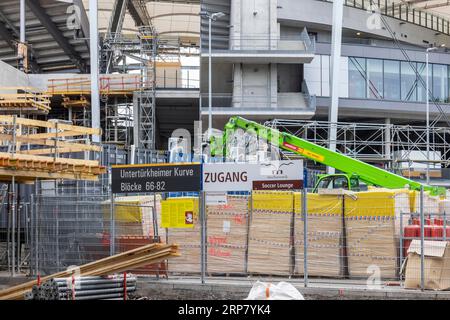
[
  {"xmin": 30, "ymin": 131, "xmax": 86, "ymax": 139},
  {"xmin": 19, "ymin": 146, "xmax": 98, "ymax": 155},
  {"xmin": 0, "ymin": 133, "xmax": 102, "ymax": 152},
  {"xmin": 0, "ymin": 116, "xmax": 102, "ymax": 135},
  {"xmin": 0, "ymin": 168, "xmax": 99, "ymax": 181},
  {"xmin": 0, "ymin": 152, "xmax": 100, "ymax": 166}
]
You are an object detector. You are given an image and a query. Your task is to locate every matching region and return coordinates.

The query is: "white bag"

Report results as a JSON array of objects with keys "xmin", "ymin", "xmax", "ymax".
[{"xmin": 245, "ymin": 281, "xmax": 305, "ymax": 300}]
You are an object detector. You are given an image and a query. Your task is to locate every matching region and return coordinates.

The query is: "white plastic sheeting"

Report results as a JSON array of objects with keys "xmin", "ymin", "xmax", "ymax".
[{"xmin": 245, "ymin": 281, "xmax": 304, "ymax": 300}]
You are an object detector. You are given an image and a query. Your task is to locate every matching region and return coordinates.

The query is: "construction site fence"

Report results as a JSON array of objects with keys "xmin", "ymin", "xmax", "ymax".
[{"xmin": 10, "ymin": 188, "xmax": 444, "ymax": 290}]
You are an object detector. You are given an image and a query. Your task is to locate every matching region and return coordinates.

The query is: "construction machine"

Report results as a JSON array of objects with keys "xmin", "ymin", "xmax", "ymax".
[{"xmin": 210, "ymin": 116, "xmax": 445, "ymax": 196}]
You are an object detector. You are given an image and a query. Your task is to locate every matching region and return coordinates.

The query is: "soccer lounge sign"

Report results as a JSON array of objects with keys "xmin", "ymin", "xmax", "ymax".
[{"xmin": 203, "ymin": 160, "xmax": 303, "ymax": 192}]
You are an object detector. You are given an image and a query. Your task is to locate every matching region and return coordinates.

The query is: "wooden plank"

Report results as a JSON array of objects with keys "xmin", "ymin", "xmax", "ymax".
[
  {"xmin": 30, "ymin": 131, "xmax": 86, "ymax": 139},
  {"xmin": 19, "ymin": 146, "xmax": 99, "ymax": 155},
  {"xmin": 0, "ymin": 133, "xmax": 101, "ymax": 152},
  {"xmin": 0, "ymin": 168, "xmax": 99, "ymax": 181},
  {"xmin": 0, "ymin": 152, "xmax": 100, "ymax": 166},
  {"xmin": 0, "ymin": 116, "xmax": 102, "ymax": 135}
]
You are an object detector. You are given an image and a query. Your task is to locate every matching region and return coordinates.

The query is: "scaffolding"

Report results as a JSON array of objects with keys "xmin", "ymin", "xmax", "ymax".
[
  {"xmin": 134, "ymin": 26, "xmax": 157, "ymax": 150},
  {"xmin": 265, "ymin": 119, "xmax": 450, "ymax": 174}
]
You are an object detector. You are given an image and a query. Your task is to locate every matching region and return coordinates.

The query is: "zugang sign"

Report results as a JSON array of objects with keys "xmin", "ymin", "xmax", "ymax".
[{"xmin": 202, "ymin": 160, "xmax": 303, "ymax": 192}]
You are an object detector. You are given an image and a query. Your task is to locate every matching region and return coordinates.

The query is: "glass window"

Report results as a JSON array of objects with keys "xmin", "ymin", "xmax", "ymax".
[
  {"xmin": 417, "ymin": 62, "xmax": 429, "ymax": 102},
  {"xmin": 384, "ymin": 60, "xmax": 400, "ymax": 100},
  {"xmin": 401, "ymin": 61, "xmax": 417, "ymax": 101},
  {"xmin": 367, "ymin": 59, "xmax": 383, "ymax": 99},
  {"xmin": 348, "ymin": 57, "xmax": 366, "ymax": 98},
  {"xmin": 433, "ymin": 64, "xmax": 448, "ymax": 103}
]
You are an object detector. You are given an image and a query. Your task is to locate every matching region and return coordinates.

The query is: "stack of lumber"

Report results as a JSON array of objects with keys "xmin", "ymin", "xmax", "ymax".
[
  {"xmin": 294, "ymin": 193, "xmax": 344, "ymax": 277},
  {"xmin": 0, "ymin": 243, "xmax": 179, "ymax": 300},
  {"xmin": 165, "ymin": 197, "xmax": 201, "ymax": 274},
  {"xmin": 247, "ymin": 191, "xmax": 294, "ymax": 276},
  {"xmin": 103, "ymin": 195, "xmax": 163, "ymax": 238},
  {"xmin": 344, "ymin": 190, "xmax": 409, "ymax": 279},
  {"xmin": 0, "ymin": 87, "xmax": 51, "ymax": 114},
  {"xmin": 206, "ymin": 195, "xmax": 249, "ymax": 274},
  {"xmin": 0, "ymin": 116, "xmax": 105, "ymax": 182}
]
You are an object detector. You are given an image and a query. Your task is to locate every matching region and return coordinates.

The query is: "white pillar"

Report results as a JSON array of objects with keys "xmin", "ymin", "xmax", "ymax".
[
  {"xmin": 230, "ymin": 0, "xmax": 241, "ymax": 50},
  {"xmin": 426, "ymin": 51, "xmax": 430, "ymax": 184},
  {"xmin": 385, "ymin": 118, "xmax": 391, "ymax": 169},
  {"xmin": 89, "ymin": 0, "xmax": 101, "ymax": 143},
  {"xmin": 232, "ymin": 63, "xmax": 242, "ymax": 107},
  {"xmin": 20, "ymin": 0, "xmax": 25, "ymax": 43},
  {"xmin": 270, "ymin": 63, "xmax": 277, "ymax": 108},
  {"xmin": 208, "ymin": 17, "xmax": 212, "ymax": 137},
  {"xmin": 328, "ymin": 0, "xmax": 344, "ymax": 174}
]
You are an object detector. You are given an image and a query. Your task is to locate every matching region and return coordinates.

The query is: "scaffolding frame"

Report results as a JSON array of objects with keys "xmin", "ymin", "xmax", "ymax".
[{"xmin": 265, "ymin": 119, "xmax": 450, "ymax": 170}]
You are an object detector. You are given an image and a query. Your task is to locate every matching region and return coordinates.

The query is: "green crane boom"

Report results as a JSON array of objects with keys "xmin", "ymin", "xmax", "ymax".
[{"xmin": 217, "ymin": 116, "xmax": 444, "ymax": 196}]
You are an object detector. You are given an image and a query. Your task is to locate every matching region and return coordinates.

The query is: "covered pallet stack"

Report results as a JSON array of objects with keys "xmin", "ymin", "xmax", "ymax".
[
  {"xmin": 206, "ymin": 195, "xmax": 249, "ymax": 274},
  {"xmin": 413, "ymin": 190, "xmax": 440, "ymax": 214},
  {"xmin": 294, "ymin": 193, "xmax": 343, "ymax": 277},
  {"xmin": 344, "ymin": 189, "xmax": 410, "ymax": 279},
  {"xmin": 103, "ymin": 196, "xmax": 163, "ymax": 238},
  {"xmin": 164, "ymin": 197, "xmax": 201, "ymax": 274},
  {"xmin": 247, "ymin": 191, "xmax": 294, "ymax": 276}
]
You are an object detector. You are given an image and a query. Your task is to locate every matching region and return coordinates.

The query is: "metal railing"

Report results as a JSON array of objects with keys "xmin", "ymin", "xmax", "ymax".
[{"xmin": 319, "ymin": 0, "xmax": 450, "ymax": 36}]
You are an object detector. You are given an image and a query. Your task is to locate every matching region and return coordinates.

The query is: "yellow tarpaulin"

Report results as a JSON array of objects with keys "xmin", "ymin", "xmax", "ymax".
[
  {"xmin": 252, "ymin": 191, "xmax": 294, "ymax": 213},
  {"xmin": 161, "ymin": 197, "xmax": 199, "ymax": 228},
  {"xmin": 294, "ymin": 193, "xmax": 343, "ymax": 215},
  {"xmin": 344, "ymin": 191, "xmax": 396, "ymax": 217},
  {"xmin": 102, "ymin": 195, "xmax": 160, "ymax": 222}
]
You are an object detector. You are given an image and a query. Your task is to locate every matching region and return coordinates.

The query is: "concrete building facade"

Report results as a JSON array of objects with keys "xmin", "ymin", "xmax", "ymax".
[{"xmin": 200, "ymin": 0, "xmax": 450, "ymax": 129}]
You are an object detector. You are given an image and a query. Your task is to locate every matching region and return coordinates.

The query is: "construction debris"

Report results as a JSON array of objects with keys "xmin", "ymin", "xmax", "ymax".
[{"xmin": 0, "ymin": 243, "xmax": 179, "ymax": 300}]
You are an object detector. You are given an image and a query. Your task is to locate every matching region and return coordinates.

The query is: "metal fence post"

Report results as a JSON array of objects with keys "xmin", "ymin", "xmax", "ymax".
[
  {"xmin": 30, "ymin": 194, "xmax": 34, "ymax": 276},
  {"xmin": 152, "ymin": 193, "xmax": 159, "ymax": 241},
  {"xmin": 110, "ymin": 191, "xmax": 115, "ymax": 256},
  {"xmin": 244, "ymin": 192, "xmax": 252, "ymax": 275},
  {"xmin": 399, "ymin": 211, "xmax": 404, "ymax": 282},
  {"xmin": 302, "ymin": 188, "xmax": 308, "ymax": 287},
  {"xmin": 11, "ymin": 176, "xmax": 15, "ymax": 277},
  {"xmin": 200, "ymin": 190, "xmax": 206, "ymax": 284},
  {"xmin": 420, "ymin": 186, "xmax": 425, "ymax": 291}
]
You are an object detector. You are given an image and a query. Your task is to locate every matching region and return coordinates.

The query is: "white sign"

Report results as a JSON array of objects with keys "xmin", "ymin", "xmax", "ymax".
[
  {"xmin": 205, "ymin": 192, "xmax": 228, "ymax": 205},
  {"xmin": 203, "ymin": 160, "xmax": 303, "ymax": 192}
]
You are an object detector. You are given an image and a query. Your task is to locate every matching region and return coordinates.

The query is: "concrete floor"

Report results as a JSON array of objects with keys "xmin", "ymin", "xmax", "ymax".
[
  {"xmin": 1, "ymin": 272, "xmax": 449, "ymax": 300},
  {"xmin": 135, "ymin": 275, "xmax": 450, "ymax": 300}
]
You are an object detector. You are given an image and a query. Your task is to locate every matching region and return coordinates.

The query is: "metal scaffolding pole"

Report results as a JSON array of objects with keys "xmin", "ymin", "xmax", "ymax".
[
  {"xmin": 20, "ymin": 0, "xmax": 25, "ymax": 43},
  {"xmin": 89, "ymin": 0, "xmax": 101, "ymax": 144},
  {"xmin": 328, "ymin": 0, "xmax": 344, "ymax": 174}
]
